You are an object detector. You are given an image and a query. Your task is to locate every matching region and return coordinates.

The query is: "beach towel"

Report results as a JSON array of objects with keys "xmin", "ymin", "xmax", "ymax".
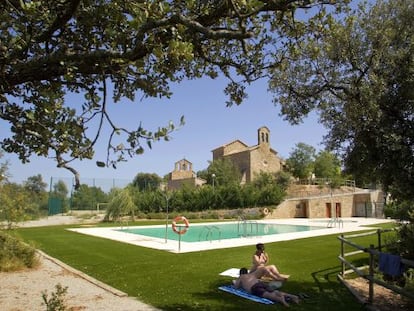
[
  {"xmin": 218, "ymin": 285, "xmax": 274, "ymax": 304},
  {"xmin": 379, "ymin": 253, "xmax": 405, "ymax": 277}
]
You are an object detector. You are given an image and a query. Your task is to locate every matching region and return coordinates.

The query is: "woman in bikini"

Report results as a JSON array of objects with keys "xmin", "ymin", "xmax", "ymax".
[{"xmin": 250, "ymin": 243, "xmax": 290, "ymax": 281}]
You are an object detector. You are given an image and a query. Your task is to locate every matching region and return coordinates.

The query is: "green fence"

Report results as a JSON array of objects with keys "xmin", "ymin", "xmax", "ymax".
[
  {"xmin": 48, "ymin": 177, "xmax": 132, "ymax": 211},
  {"xmin": 48, "ymin": 197, "xmax": 62, "ymax": 215}
]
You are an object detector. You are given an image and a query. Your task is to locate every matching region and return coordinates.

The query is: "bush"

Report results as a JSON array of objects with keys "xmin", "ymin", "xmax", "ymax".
[
  {"xmin": 384, "ymin": 201, "xmax": 413, "ymax": 220},
  {"xmin": 385, "ymin": 209, "xmax": 414, "ymax": 260},
  {"xmin": 41, "ymin": 283, "xmax": 69, "ymax": 311},
  {"xmin": 0, "ymin": 231, "xmax": 38, "ymax": 271}
]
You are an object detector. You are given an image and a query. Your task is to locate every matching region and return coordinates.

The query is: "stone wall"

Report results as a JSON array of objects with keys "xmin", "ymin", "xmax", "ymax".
[
  {"xmin": 250, "ymin": 148, "xmax": 283, "ymax": 180},
  {"xmin": 265, "ymin": 189, "xmax": 383, "ymax": 219}
]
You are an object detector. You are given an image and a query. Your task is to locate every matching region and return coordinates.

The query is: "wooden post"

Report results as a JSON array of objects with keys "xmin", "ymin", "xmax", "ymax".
[
  {"xmin": 377, "ymin": 229, "xmax": 382, "ymax": 252},
  {"xmin": 368, "ymin": 244, "xmax": 375, "ymax": 304}
]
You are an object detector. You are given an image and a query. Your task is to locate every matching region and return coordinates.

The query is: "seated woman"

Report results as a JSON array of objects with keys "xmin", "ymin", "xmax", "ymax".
[{"xmin": 250, "ymin": 243, "xmax": 289, "ymax": 282}]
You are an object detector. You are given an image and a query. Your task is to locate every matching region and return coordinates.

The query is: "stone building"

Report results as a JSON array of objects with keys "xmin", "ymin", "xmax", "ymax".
[
  {"xmin": 211, "ymin": 126, "xmax": 285, "ymax": 184},
  {"xmin": 266, "ymin": 188, "xmax": 385, "ymax": 219},
  {"xmin": 164, "ymin": 128, "xmax": 385, "ymax": 219},
  {"xmin": 166, "ymin": 158, "xmax": 206, "ymax": 190}
]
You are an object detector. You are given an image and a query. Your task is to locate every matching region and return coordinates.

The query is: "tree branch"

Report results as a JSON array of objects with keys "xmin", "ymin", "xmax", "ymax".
[
  {"xmin": 37, "ymin": 0, "xmax": 82, "ymax": 42},
  {"xmin": 56, "ymin": 151, "xmax": 80, "ymax": 189}
]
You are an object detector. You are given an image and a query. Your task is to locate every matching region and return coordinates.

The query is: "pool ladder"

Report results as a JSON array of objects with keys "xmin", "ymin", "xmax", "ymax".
[
  {"xmin": 237, "ymin": 218, "xmax": 259, "ymax": 237},
  {"xmin": 327, "ymin": 217, "xmax": 344, "ymax": 228},
  {"xmin": 198, "ymin": 225, "xmax": 221, "ymax": 242},
  {"xmin": 119, "ymin": 218, "xmax": 129, "ymax": 230}
]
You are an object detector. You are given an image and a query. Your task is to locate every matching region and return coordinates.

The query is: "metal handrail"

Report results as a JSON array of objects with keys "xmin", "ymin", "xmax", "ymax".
[
  {"xmin": 237, "ymin": 220, "xmax": 259, "ymax": 237},
  {"xmin": 198, "ymin": 225, "xmax": 221, "ymax": 242},
  {"xmin": 327, "ymin": 217, "xmax": 343, "ymax": 228}
]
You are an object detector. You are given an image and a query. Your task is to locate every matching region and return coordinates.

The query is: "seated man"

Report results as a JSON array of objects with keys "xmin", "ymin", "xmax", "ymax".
[{"xmin": 233, "ymin": 267, "xmax": 299, "ymax": 307}]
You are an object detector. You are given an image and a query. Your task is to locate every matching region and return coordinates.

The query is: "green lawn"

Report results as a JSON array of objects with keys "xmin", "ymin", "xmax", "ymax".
[{"xmin": 14, "ymin": 221, "xmax": 394, "ymax": 311}]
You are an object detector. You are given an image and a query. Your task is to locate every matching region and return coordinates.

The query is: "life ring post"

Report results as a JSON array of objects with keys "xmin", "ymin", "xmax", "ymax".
[
  {"xmin": 171, "ymin": 216, "xmax": 189, "ymax": 253},
  {"xmin": 172, "ymin": 216, "xmax": 190, "ymax": 235}
]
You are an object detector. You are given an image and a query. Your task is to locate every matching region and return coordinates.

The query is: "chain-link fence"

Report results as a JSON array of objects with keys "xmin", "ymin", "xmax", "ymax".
[{"xmin": 48, "ymin": 177, "xmax": 132, "ymax": 214}]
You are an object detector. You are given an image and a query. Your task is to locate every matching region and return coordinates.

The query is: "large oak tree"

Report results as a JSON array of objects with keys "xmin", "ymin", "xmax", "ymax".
[
  {"xmin": 0, "ymin": 0, "xmax": 350, "ymax": 188},
  {"xmin": 269, "ymin": 0, "xmax": 414, "ymax": 200}
]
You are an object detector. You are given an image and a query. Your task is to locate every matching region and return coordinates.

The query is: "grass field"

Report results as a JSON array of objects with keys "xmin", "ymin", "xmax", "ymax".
[{"xmin": 14, "ymin": 221, "xmax": 395, "ymax": 310}]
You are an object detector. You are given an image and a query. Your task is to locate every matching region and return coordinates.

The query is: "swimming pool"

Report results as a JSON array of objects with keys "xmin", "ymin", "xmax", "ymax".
[
  {"xmin": 69, "ymin": 218, "xmax": 392, "ymax": 253},
  {"xmin": 117, "ymin": 221, "xmax": 326, "ymax": 243}
]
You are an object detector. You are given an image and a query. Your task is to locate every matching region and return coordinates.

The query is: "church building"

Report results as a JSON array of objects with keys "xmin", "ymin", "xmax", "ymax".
[
  {"xmin": 166, "ymin": 158, "xmax": 206, "ymax": 190},
  {"xmin": 211, "ymin": 126, "xmax": 285, "ymax": 184}
]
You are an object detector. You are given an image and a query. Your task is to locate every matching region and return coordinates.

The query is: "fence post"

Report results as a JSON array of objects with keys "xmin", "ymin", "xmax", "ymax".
[
  {"xmin": 341, "ymin": 234, "xmax": 345, "ymax": 276},
  {"xmin": 377, "ymin": 229, "xmax": 382, "ymax": 252},
  {"xmin": 368, "ymin": 244, "xmax": 375, "ymax": 304}
]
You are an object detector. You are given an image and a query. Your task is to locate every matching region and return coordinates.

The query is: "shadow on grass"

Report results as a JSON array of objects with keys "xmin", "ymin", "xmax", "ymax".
[
  {"xmin": 309, "ymin": 265, "xmax": 366, "ymax": 310},
  {"xmin": 156, "ymin": 274, "xmax": 365, "ymax": 311},
  {"xmin": 157, "ymin": 278, "xmax": 250, "ymax": 311}
]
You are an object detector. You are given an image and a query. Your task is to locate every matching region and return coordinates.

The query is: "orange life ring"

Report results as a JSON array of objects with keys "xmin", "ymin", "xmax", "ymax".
[
  {"xmin": 263, "ymin": 208, "xmax": 270, "ymax": 216},
  {"xmin": 172, "ymin": 216, "xmax": 190, "ymax": 235}
]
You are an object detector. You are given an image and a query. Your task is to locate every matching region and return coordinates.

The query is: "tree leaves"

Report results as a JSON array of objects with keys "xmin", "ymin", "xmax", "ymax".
[
  {"xmin": 1, "ymin": 0, "xmax": 350, "ymax": 184},
  {"xmin": 269, "ymin": 0, "xmax": 414, "ymax": 200}
]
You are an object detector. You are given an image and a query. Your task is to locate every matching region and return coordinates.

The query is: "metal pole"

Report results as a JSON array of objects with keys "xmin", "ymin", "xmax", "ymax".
[
  {"xmin": 178, "ymin": 230, "xmax": 181, "ymax": 252},
  {"xmin": 164, "ymin": 194, "xmax": 169, "ymax": 243},
  {"xmin": 341, "ymin": 234, "xmax": 345, "ymax": 276},
  {"xmin": 330, "ymin": 183, "xmax": 334, "ymax": 223},
  {"xmin": 0, "ymin": 174, "xmax": 4, "ymax": 222},
  {"xmin": 48, "ymin": 177, "xmax": 53, "ymax": 216},
  {"xmin": 211, "ymin": 174, "xmax": 216, "ymax": 210}
]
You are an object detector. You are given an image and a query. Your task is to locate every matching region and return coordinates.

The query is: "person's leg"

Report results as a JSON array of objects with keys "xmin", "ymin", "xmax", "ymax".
[
  {"xmin": 268, "ymin": 264, "xmax": 280, "ymax": 274},
  {"xmin": 253, "ymin": 267, "xmax": 268, "ymax": 279},
  {"xmin": 262, "ymin": 291, "xmax": 289, "ymax": 307},
  {"xmin": 280, "ymin": 291, "xmax": 300, "ymax": 304},
  {"xmin": 264, "ymin": 266, "xmax": 290, "ymax": 281}
]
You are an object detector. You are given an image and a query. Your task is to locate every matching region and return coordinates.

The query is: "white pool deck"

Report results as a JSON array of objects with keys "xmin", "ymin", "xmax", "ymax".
[{"xmin": 69, "ymin": 217, "xmax": 395, "ymax": 253}]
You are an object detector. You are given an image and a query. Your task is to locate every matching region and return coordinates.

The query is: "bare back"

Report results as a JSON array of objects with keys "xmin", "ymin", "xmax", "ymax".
[{"xmin": 234, "ymin": 272, "xmax": 261, "ymax": 293}]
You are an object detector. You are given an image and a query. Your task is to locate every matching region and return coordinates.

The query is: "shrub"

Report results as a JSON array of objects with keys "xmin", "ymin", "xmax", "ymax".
[
  {"xmin": 384, "ymin": 201, "xmax": 413, "ymax": 220},
  {"xmin": 385, "ymin": 210, "xmax": 414, "ymax": 260},
  {"xmin": 0, "ymin": 231, "xmax": 38, "ymax": 271},
  {"xmin": 41, "ymin": 283, "xmax": 69, "ymax": 311}
]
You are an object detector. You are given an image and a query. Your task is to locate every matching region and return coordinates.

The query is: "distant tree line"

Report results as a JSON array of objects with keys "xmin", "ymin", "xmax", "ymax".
[
  {"xmin": 0, "ymin": 144, "xmax": 358, "ymax": 225},
  {"xmin": 1, "ymin": 141, "xmax": 410, "ymax": 225}
]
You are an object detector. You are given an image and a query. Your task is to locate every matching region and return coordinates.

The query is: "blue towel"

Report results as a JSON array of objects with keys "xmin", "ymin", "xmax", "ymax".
[
  {"xmin": 379, "ymin": 253, "xmax": 405, "ymax": 277},
  {"xmin": 218, "ymin": 285, "xmax": 274, "ymax": 304}
]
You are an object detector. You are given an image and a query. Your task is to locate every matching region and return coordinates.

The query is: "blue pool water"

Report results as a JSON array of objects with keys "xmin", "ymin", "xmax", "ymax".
[{"xmin": 118, "ymin": 222, "xmax": 325, "ymax": 243}]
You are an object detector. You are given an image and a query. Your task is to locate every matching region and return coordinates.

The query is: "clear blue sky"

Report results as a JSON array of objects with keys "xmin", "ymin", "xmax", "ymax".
[{"xmin": 2, "ymin": 76, "xmax": 327, "ymax": 184}]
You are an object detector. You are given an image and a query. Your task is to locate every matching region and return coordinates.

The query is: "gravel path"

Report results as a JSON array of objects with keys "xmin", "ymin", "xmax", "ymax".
[{"xmin": 0, "ymin": 215, "xmax": 160, "ymax": 311}]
